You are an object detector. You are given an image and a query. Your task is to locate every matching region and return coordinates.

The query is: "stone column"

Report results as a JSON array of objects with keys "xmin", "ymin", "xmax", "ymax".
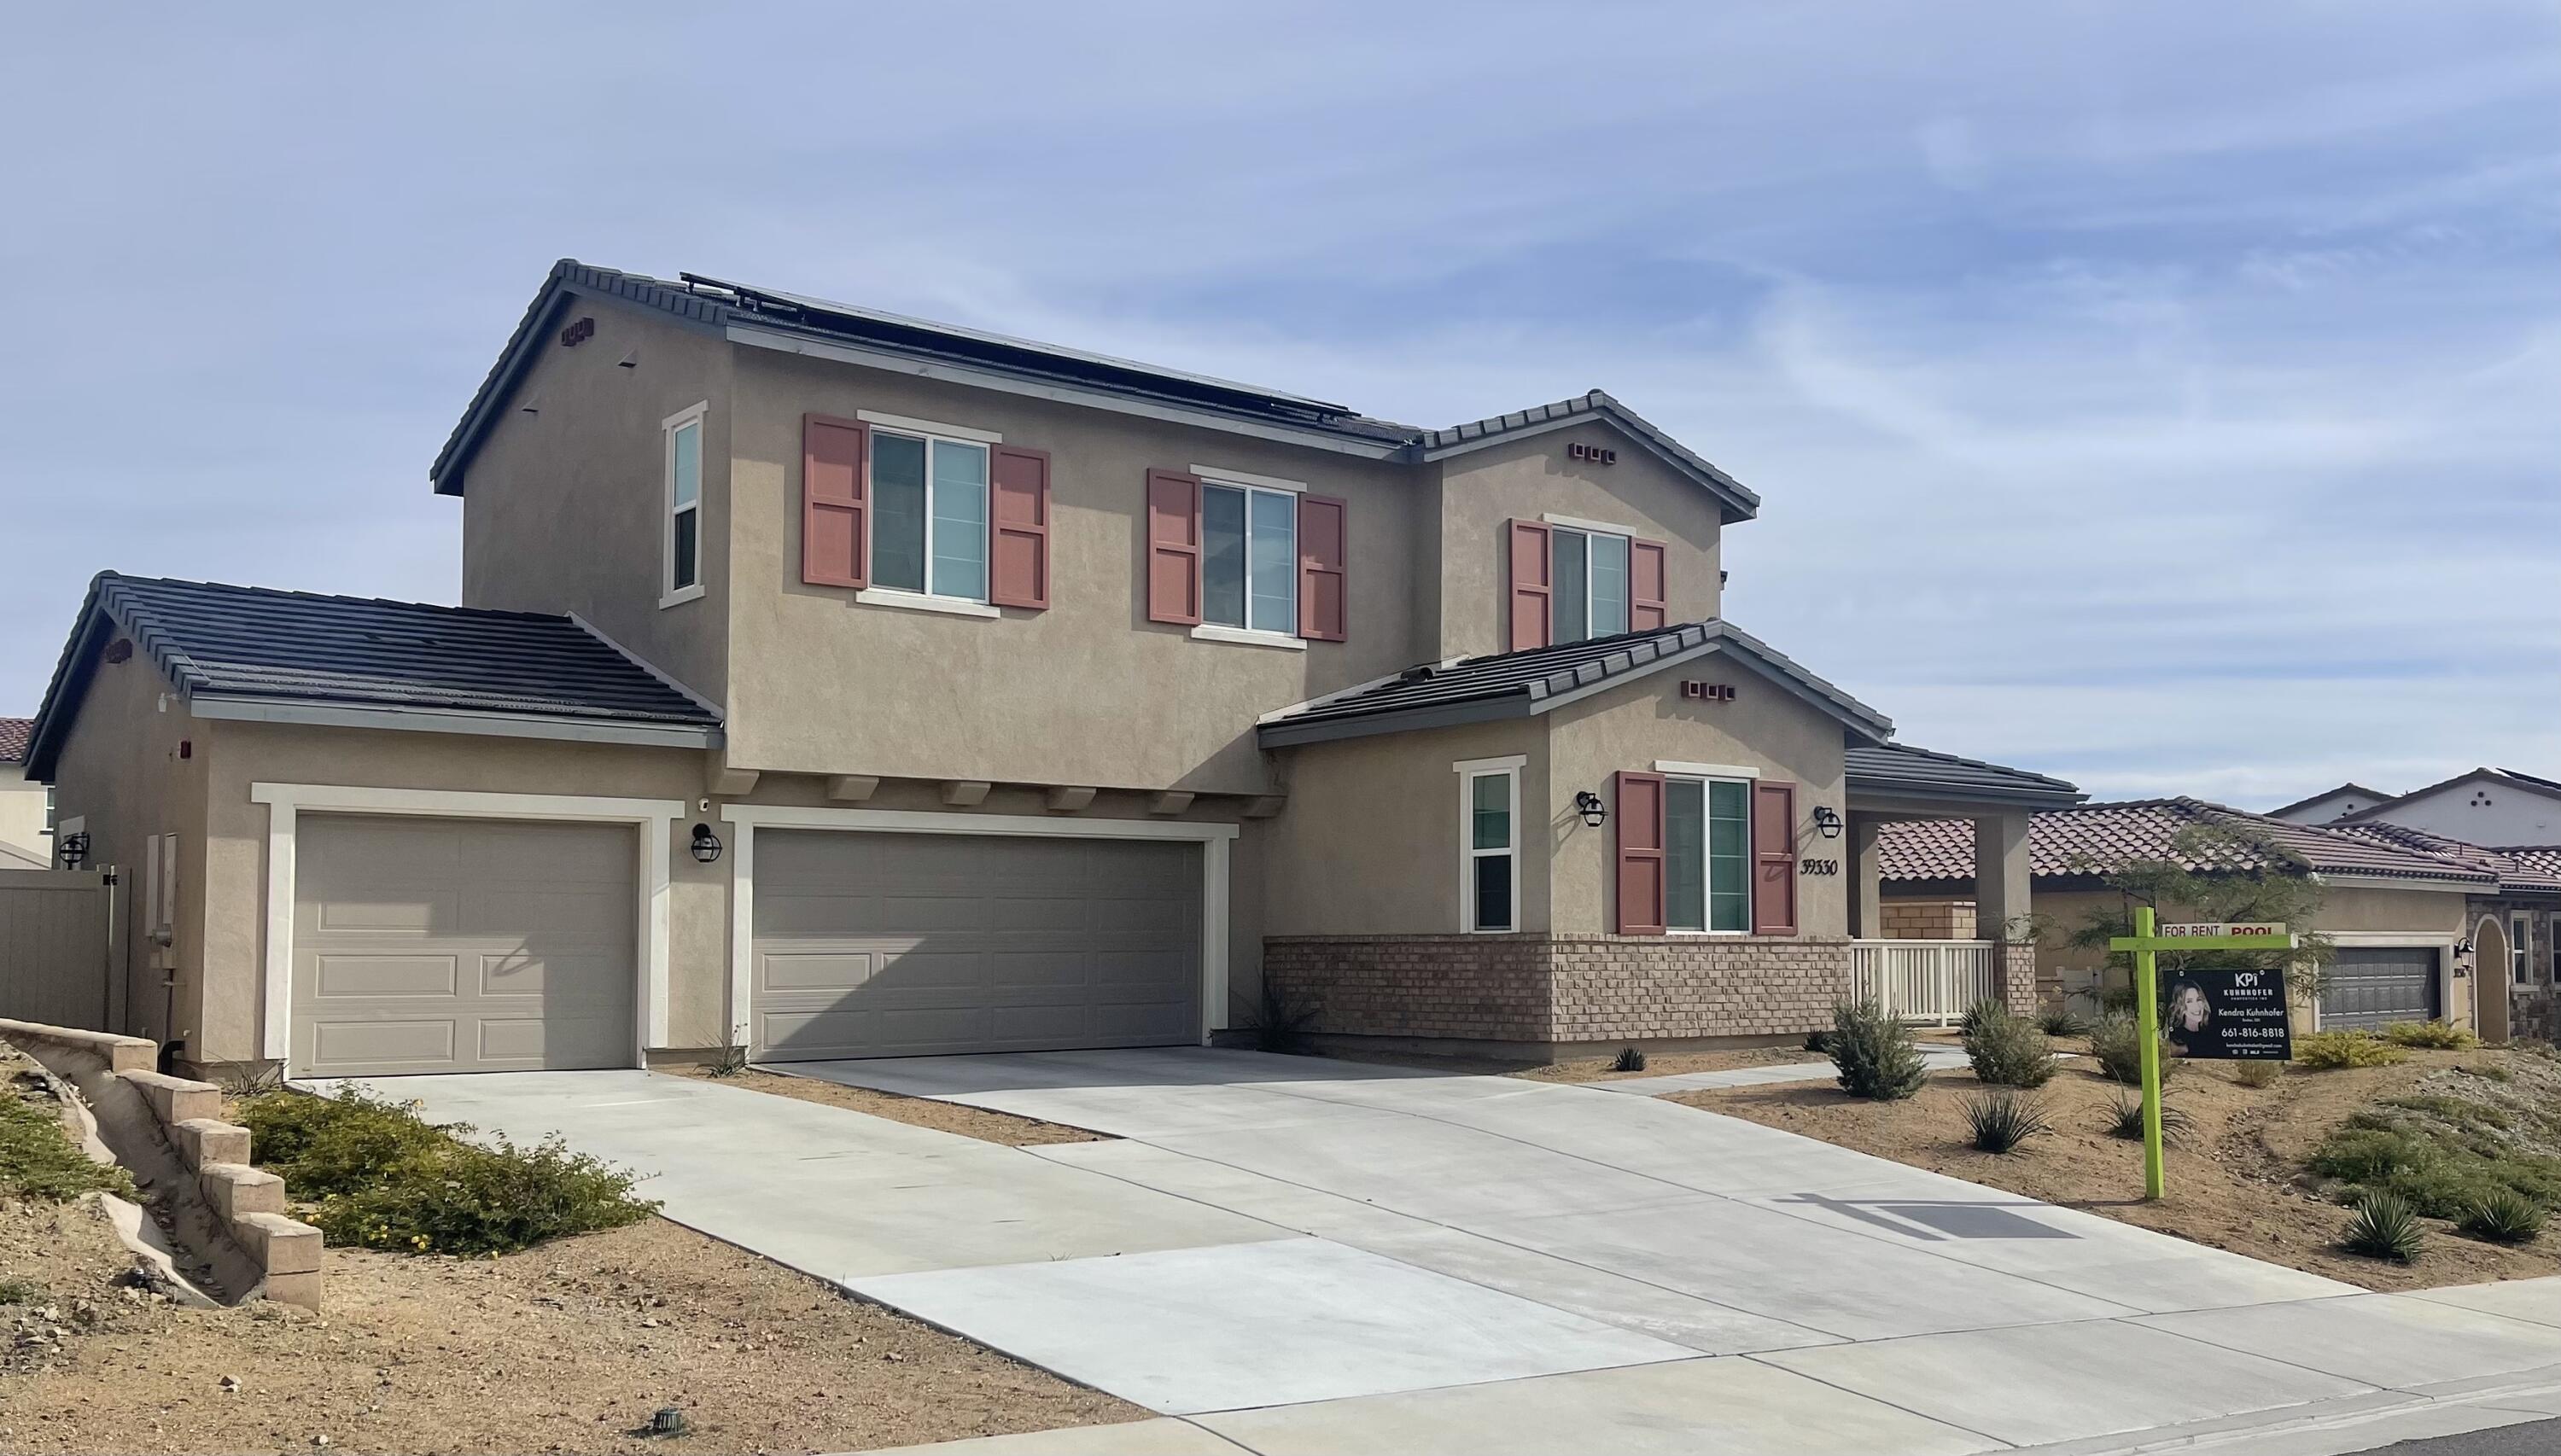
[{"xmin": 1850, "ymin": 815, "xmax": 1883, "ymax": 939}]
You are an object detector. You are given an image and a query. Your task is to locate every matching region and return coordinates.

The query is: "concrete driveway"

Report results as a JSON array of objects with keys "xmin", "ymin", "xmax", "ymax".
[{"xmin": 347, "ymin": 1051, "xmax": 2561, "ymax": 1455}]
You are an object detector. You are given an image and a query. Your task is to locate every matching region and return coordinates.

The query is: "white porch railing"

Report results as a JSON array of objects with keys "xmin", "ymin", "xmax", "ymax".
[{"xmin": 1849, "ymin": 940, "xmax": 2000, "ymax": 1027}]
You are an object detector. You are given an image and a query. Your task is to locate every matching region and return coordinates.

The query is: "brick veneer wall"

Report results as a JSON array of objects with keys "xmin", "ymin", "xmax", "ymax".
[
  {"xmin": 1262, "ymin": 935, "xmax": 1856, "ymax": 1046},
  {"xmin": 1878, "ymin": 900, "xmax": 1977, "ymax": 940},
  {"xmin": 2003, "ymin": 941, "xmax": 2042, "ymax": 1016}
]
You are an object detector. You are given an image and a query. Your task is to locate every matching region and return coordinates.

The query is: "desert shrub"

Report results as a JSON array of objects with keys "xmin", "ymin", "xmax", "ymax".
[
  {"xmin": 2091, "ymin": 1016, "xmax": 2177, "ymax": 1086},
  {"xmin": 2381, "ymin": 1021, "xmax": 2477, "ymax": 1051},
  {"xmin": 0, "ymin": 1087, "xmax": 134, "ymax": 1202},
  {"xmin": 2458, "ymin": 1189, "xmax": 2546, "ymax": 1244},
  {"xmin": 239, "ymin": 1088, "xmax": 656, "ymax": 1255},
  {"xmin": 1801, "ymin": 1029, "xmax": 1833, "ymax": 1055},
  {"xmin": 2231, "ymin": 1060, "xmax": 2283, "ymax": 1089},
  {"xmin": 1240, "ymin": 983, "xmax": 1320, "ymax": 1055},
  {"xmin": 1963, "ymin": 1011, "xmax": 2057, "ymax": 1088},
  {"xmin": 2295, "ymin": 1031, "xmax": 2406, "ymax": 1070},
  {"xmin": 1828, "ymin": 999, "xmax": 1928, "ymax": 1101},
  {"xmin": 2342, "ymin": 1191, "xmax": 2425, "ymax": 1262},
  {"xmin": 2038, "ymin": 1009, "xmax": 2092, "ymax": 1039},
  {"xmin": 2309, "ymin": 1121, "xmax": 2561, "ymax": 1220},
  {"xmin": 1963, "ymin": 1090, "xmax": 2052, "ymax": 1153},
  {"xmin": 2105, "ymin": 1091, "xmax": 2195, "ymax": 1144},
  {"xmin": 0, "ymin": 1277, "xmax": 38, "ymax": 1305},
  {"xmin": 1611, "ymin": 1046, "xmax": 1648, "ymax": 1073},
  {"xmin": 1958, "ymin": 999, "xmax": 2006, "ymax": 1040}
]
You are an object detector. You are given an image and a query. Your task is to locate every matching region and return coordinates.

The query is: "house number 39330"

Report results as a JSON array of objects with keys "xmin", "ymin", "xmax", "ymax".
[{"xmin": 1800, "ymin": 858, "xmax": 1841, "ymax": 876}]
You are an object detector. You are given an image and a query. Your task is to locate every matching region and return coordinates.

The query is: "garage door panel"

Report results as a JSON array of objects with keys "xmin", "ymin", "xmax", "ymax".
[
  {"xmin": 312, "ymin": 953, "xmax": 460, "ymax": 999},
  {"xmin": 2321, "ymin": 947, "xmax": 2441, "ymax": 1030},
  {"xmin": 293, "ymin": 814, "xmax": 638, "ymax": 1076},
  {"xmin": 753, "ymin": 830, "xmax": 1202, "ymax": 1061}
]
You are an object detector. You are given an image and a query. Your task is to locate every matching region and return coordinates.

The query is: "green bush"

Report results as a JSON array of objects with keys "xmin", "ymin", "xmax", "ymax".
[
  {"xmin": 2295, "ymin": 1031, "xmax": 2407, "ymax": 1070},
  {"xmin": 2342, "ymin": 1191, "xmax": 2425, "ymax": 1262},
  {"xmin": 1828, "ymin": 999, "xmax": 1928, "ymax": 1101},
  {"xmin": 2382, "ymin": 1021, "xmax": 2478, "ymax": 1051},
  {"xmin": 2458, "ymin": 1189, "xmax": 2546, "ymax": 1244},
  {"xmin": 239, "ymin": 1088, "xmax": 656, "ymax": 1255},
  {"xmin": 1801, "ymin": 1029, "xmax": 1833, "ymax": 1055},
  {"xmin": 2309, "ymin": 1121, "xmax": 2561, "ymax": 1221},
  {"xmin": 2038, "ymin": 1009, "xmax": 2092, "ymax": 1039},
  {"xmin": 1963, "ymin": 1090, "xmax": 2051, "ymax": 1153},
  {"xmin": 1958, "ymin": 999, "xmax": 2006, "ymax": 1040},
  {"xmin": 1, "ymin": 1088, "xmax": 134, "ymax": 1202},
  {"xmin": 1963, "ymin": 1011, "xmax": 2057, "ymax": 1088},
  {"xmin": 2231, "ymin": 1060, "xmax": 2283, "ymax": 1089},
  {"xmin": 2106, "ymin": 1091, "xmax": 2194, "ymax": 1144},
  {"xmin": 1611, "ymin": 1046, "xmax": 1648, "ymax": 1073},
  {"xmin": 2091, "ymin": 1016, "xmax": 2177, "ymax": 1086}
]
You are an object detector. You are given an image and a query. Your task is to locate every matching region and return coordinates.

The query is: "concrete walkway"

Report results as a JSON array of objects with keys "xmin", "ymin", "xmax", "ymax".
[{"xmin": 340, "ymin": 1052, "xmax": 2561, "ymax": 1454}]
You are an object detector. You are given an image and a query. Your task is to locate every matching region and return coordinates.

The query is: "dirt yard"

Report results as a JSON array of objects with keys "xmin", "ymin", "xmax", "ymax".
[
  {"xmin": 1677, "ymin": 1045, "xmax": 2561, "ymax": 1291},
  {"xmin": 657, "ymin": 1064, "xmax": 1104, "ymax": 1145}
]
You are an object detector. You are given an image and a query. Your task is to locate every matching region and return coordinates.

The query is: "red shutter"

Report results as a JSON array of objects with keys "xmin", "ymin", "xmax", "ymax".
[
  {"xmin": 1614, "ymin": 770, "xmax": 1667, "ymax": 936},
  {"xmin": 1631, "ymin": 538, "xmax": 1668, "ymax": 630},
  {"xmin": 989, "ymin": 445, "xmax": 1051, "ymax": 609},
  {"xmin": 1507, "ymin": 519, "xmax": 1552, "ymax": 651},
  {"xmin": 1298, "ymin": 494, "xmax": 1347, "ymax": 642},
  {"xmin": 1753, "ymin": 780, "xmax": 1799, "ymax": 936},
  {"xmin": 1146, "ymin": 469, "xmax": 1202, "ymax": 626},
  {"xmin": 802, "ymin": 415, "xmax": 867, "ymax": 588}
]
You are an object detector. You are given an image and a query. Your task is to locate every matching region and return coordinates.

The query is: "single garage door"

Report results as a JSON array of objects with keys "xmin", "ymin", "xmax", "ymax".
[
  {"xmin": 292, "ymin": 815, "xmax": 639, "ymax": 1077},
  {"xmin": 752, "ymin": 830, "xmax": 1200, "ymax": 1061},
  {"xmin": 2320, "ymin": 946, "xmax": 2442, "ymax": 1030}
]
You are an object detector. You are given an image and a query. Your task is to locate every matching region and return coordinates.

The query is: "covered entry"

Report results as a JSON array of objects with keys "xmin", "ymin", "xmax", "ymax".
[
  {"xmin": 2319, "ymin": 945, "xmax": 2444, "ymax": 1030},
  {"xmin": 290, "ymin": 814, "xmax": 640, "ymax": 1076},
  {"xmin": 750, "ymin": 827, "xmax": 1205, "ymax": 1061}
]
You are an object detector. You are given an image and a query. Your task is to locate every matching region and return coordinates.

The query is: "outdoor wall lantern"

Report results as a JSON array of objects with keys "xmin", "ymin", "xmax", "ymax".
[
  {"xmin": 57, "ymin": 831, "xmax": 90, "ymax": 869},
  {"xmin": 2454, "ymin": 937, "xmax": 2475, "ymax": 958},
  {"xmin": 1811, "ymin": 805, "xmax": 1844, "ymax": 839},
  {"xmin": 689, "ymin": 824, "xmax": 724, "ymax": 865},
  {"xmin": 1573, "ymin": 790, "xmax": 1608, "ymax": 829}
]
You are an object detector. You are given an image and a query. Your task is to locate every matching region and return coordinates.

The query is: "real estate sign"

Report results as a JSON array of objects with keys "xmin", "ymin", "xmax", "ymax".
[
  {"xmin": 2161, "ymin": 967, "xmax": 2292, "ymax": 1061},
  {"xmin": 2107, "ymin": 913, "xmax": 2301, "ymax": 1198}
]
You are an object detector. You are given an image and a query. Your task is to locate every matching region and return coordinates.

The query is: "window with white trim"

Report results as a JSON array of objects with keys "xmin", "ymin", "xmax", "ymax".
[
  {"xmin": 1665, "ymin": 774, "xmax": 1751, "ymax": 932},
  {"xmin": 662, "ymin": 404, "xmax": 706, "ymax": 602},
  {"xmin": 1461, "ymin": 765, "xmax": 1519, "ymax": 933},
  {"xmin": 1550, "ymin": 526, "xmax": 1631, "ymax": 644},
  {"xmin": 1202, "ymin": 480, "xmax": 1297, "ymax": 634},
  {"xmin": 872, "ymin": 428, "xmax": 990, "ymax": 602},
  {"xmin": 2515, "ymin": 912, "xmax": 2533, "ymax": 984}
]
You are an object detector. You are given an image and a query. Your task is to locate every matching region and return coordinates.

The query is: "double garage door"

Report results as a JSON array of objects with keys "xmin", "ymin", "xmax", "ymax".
[
  {"xmin": 2319, "ymin": 946, "xmax": 2443, "ymax": 1030},
  {"xmin": 291, "ymin": 815, "xmax": 1203, "ymax": 1076}
]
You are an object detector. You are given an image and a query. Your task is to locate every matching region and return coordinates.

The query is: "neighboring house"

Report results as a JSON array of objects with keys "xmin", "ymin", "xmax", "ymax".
[
  {"xmin": 0, "ymin": 717, "xmax": 52, "ymax": 869},
  {"xmin": 2267, "ymin": 782, "xmax": 2394, "ymax": 825},
  {"xmin": 2331, "ymin": 767, "xmax": 2561, "ymax": 844},
  {"xmin": 1877, "ymin": 798, "xmax": 2494, "ymax": 1033},
  {"xmin": 24, "ymin": 259, "xmax": 2079, "ymax": 1077}
]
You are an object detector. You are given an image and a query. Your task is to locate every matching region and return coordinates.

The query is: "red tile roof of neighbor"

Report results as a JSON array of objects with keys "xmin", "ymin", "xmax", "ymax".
[
  {"xmin": 1876, "ymin": 797, "xmax": 2500, "ymax": 888},
  {"xmin": 0, "ymin": 718, "xmax": 30, "ymax": 765},
  {"xmin": 2323, "ymin": 822, "xmax": 2561, "ymax": 894}
]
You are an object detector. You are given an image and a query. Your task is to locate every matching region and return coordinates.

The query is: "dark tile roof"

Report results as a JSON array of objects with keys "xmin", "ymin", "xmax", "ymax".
[
  {"xmin": 1417, "ymin": 390, "xmax": 1760, "ymax": 521},
  {"xmin": 0, "ymin": 718, "xmax": 29, "ymax": 766},
  {"xmin": 2328, "ymin": 824, "xmax": 2561, "ymax": 896},
  {"xmin": 2266, "ymin": 781, "xmax": 2394, "ymax": 818},
  {"xmin": 26, "ymin": 574, "xmax": 719, "ymax": 778},
  {"xmin": 2492, "ymin": 846, "xmax": 2561, "ymax": 885},
  {"xmin": 1845, "ymin": 743, "xmax": 2084, "ymax": 808},
  {"xmin": 1877, "ymin": 797, "xmax": 2497, "ymax": 888},
  {"xmin": 2336, "ymin": 766, "xmax": 2561, "ymax": 823},
  {"xmin": 1257, "ymin": 620, "xmax": 1890, "ymax": 748}
]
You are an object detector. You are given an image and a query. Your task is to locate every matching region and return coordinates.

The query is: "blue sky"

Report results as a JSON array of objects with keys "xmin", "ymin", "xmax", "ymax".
[{"xmin": 3, "ymin": 3, "xmax": 2554, "ymax": 805}]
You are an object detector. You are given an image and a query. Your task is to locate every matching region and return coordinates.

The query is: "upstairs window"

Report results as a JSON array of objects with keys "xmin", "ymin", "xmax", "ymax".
[
  {"xmin": 1551, "ymin": 527, "xmax": 1630, "ymax": 643},
  {"xmin": 872, "ymin": 430, "xmax": 990, "ymax": 602},
  {"xmin": 662, "ymin": 403, "xmax": 707, "ymax": 604},
  {"xmin": 1202, "ymin": 480, "xmax": 1297, "ymax": 635},
  {"xmin": 1665, "ymin": 775, "xmax": 1752, "ymax": 933}
]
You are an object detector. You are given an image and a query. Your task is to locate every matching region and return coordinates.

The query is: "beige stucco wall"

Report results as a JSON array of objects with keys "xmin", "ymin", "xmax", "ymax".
[
  {"xmin": 191, "ymin": 720, "xmax": 720, "ymax": 1064},
  {"xmin": 39, "ymin": 648, "xmax": 205, "ymax": 1045},
  {"xmin": 458, "ymin": 306, "xmax": 734, "ymax": 708},
  {"xmin": 0, "ymin": 774, "xmax": 48, "ymax": 859},
  {"xmin": 1547, "ymin": 673, "xmax": 1849, "ymax": 937},
  {"xmin": 1260, "ymin": 718, "xmax": 1549, "ymax": 939},
  {"xmin": 1428, "ymin": 430, "xmax": 1726, "ymax": 661},
  {"xmin": 722, "ymin": 347, "xmax": 1421, "ymax": 795}
]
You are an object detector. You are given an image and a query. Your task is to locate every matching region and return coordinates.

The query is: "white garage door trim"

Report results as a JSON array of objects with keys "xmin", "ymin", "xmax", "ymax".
[
  {"xmin": 251, "ymin": 783, "xmax": 686, "ymax": 1068},
  {"xmin": 2313, "ymin": 932, "xmax": 2457, "ymax": 1032},
  {"xmin": 722, "ymin": 806, "xmax": 1239, "ymax": 1049}
]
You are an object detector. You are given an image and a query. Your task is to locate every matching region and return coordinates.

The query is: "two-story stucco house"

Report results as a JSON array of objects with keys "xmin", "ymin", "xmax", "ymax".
[{"xmin": 24, "ymin": 260, "xmax": 2080, "ymax": 1078}]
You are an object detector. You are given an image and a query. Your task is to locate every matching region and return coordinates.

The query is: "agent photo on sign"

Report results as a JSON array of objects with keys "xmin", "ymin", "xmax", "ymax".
[{"xmin": 2165, "ymin": 977, "xmax": 2214, "ymax": 1057}]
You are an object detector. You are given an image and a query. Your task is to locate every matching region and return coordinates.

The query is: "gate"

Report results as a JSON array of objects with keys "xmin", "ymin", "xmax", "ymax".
[{"xmin": 0, "ymin": 870, "xmax": 114, "ymax": 1029}]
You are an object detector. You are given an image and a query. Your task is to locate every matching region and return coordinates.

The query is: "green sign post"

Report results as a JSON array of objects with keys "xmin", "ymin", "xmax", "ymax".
[{"xmin": 2106, "ymin": 909, "xmax": 2299, "ymax": 1199}]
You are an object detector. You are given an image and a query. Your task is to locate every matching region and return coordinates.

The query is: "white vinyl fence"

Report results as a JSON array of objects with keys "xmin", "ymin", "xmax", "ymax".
[{"xmin": 1848, "ymin": 939, "xmax": 2001, "ymax": 1027}]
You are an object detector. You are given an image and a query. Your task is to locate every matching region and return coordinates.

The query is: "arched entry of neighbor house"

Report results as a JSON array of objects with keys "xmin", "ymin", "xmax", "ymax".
[{"xmin": 2474, "ymin": 914, "xmax": 2511, "ymax": 1044}]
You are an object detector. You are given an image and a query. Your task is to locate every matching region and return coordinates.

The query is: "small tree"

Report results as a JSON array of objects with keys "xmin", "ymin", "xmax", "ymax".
[{"xmin": 2068, "ymin": 822, "xmax": 2335, "ymax": 1013}]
